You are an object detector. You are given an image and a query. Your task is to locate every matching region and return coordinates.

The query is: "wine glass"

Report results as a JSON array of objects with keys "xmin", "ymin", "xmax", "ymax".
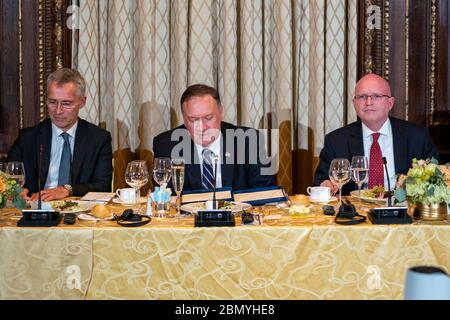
[
  {"xmin": 7, "ymin": 161, "xmax": 26, "ymax": 188},
  {"xmin": 351, "ymin": 156, "xmax": 369, "ymax": 205},
  {"xmin": 124, "ymin": 160, "xmax": 149, "ymax": 203},
  {"xmin": 152, "ymin": 157, "xmax": 172, "ymax": 187},
  {"xmin": 171, "ymin": 158, "xmax": 185, "ymax": 217},
  {"xmin": 0, "ymin": 162, "xmax": 7, "ymax": 173},
  {"xmin": 329, "ymin": 158, "xmax": 351, "ymax": 204},
  {"xmin": 152, "ymin": 157, "xmax": 172, "ymax": 216}
]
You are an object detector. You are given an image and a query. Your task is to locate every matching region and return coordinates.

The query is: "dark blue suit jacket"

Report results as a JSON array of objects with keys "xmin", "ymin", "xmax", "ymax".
[
  {"xmin": 7, "ymin": 118, "xmax": 113, "ymax": 196},
  {"xmin": 313, "ymin": 117, "xmax": 439, "ymax": 195},
  {"xmin": 152, "ymin": 121, "xmax": 275, "ymax": 191}
]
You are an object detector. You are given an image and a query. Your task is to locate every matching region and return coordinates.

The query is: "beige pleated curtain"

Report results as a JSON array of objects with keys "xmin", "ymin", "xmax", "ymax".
[{"xmin": 72, "ymin": 0, "xmax": 357, "ymax": 194}]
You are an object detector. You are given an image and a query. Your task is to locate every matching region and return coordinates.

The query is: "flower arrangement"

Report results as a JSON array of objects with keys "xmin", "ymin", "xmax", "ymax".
[
  {"xmin": 394, "ymin": 158, "xmax": 450, "ymax": 206},
  {"xmin": 0, "ymin": 171, "xmax": 26, "ymax": 209}
]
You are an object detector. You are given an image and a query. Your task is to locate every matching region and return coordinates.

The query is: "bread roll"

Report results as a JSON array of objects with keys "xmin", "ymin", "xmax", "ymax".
[
  {"xmin": 91, "ymin": 204, "xmax": 111, "ymax": 218},
  {"xmin": 290, "ymin": 194, "xmax": 310, "ymax": 206}
]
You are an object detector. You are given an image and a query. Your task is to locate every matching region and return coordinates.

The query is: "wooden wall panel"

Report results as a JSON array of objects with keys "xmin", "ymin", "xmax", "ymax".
[
  {"xmin": 21, "ymin": 0, "xmax": 41, "ymax": 128},
  {"xmin": 0, "ymin": 0, "xmax": 20, "ymax": 157},
  {"xmin": 388, "ymin": 0, "xmax": 407, "ymax": 120},
  {"xmin": 0, "ymin": 0, "xmax": 71, "ymax": 156}
]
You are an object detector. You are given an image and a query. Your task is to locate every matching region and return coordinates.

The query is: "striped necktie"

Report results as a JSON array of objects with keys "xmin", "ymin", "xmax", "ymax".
[
  {"xmin": 58, "ymin": 132, "xmax": 72, "ymax": 185},
  {"xmin": 202, "ymin": 148, "xmax": 215, "ymax": 189}
]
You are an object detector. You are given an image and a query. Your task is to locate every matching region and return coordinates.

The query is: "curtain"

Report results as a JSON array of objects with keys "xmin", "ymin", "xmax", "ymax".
[{"xmin": 73, "ymin": 0, "xmax": 357, "ymax": 194}]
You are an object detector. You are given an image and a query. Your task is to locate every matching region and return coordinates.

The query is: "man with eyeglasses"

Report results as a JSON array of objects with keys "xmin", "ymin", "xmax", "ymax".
[
  {"xmin": 313, "ymin": 73, "xmax": 439, "ymax": 195},
  {"xmin": 153, "ymin": 84, "xmax": 275, "ymax": 192},
  {"xmin": 7, "ymin": 68, "xmax": 113, "ymax": 201}
]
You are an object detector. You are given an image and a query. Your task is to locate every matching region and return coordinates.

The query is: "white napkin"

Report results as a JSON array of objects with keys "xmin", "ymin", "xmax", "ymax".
[{"xmin": 80, "ymin": 192, "xmax": 116, "ymax": 202}]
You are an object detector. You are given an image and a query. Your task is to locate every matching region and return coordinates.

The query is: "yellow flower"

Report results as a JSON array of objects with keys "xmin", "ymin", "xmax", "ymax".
[{"xmin": 0, "ymin": 176, "xmax": 5, "ymax": 193}]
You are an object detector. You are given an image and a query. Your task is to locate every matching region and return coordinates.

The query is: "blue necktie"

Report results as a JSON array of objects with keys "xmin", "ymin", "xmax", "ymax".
[
  {"xmin": 202, "ymin": 149, "xmax": 215, "ymax": 189},
  {"xmin": 58, "ymin": 132, "xmax": 72, "ymax": 186}
]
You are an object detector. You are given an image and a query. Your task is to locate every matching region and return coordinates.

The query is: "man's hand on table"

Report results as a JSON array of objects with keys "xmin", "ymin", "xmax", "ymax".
[
  {"xmin": 30, "ymin": 186, "xmax": 70, "ymax": 201},
  {"xmin": 320, "ymin": 180, "xmax": 339, "ymax": 194}
]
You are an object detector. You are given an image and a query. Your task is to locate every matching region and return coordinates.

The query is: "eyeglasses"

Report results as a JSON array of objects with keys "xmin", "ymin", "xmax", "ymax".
[
  {"xmin": 353, "ymin": 94, "xmax": 391, "ymax": 102},
  {"xmin": 47, "ymin": 99, "xmax": 78, "ymax": 110}
]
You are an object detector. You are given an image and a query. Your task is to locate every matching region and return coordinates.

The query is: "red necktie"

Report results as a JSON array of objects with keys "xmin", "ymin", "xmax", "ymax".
[{"xmin": 368, "ymin": 132, "xmax": 384, "ymax": 188}]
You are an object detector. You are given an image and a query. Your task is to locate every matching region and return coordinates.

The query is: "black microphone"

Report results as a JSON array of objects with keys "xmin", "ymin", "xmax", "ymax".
[
  {"xmin": 382, "ymin": 157, "xmax": 392, "ymax": 206},
  {"xmin": 38, "ymin": 144, "xmax": 43, "ymax": 210},
  {"xmin": 19, "ymin": 141, "xmax": 60, "ymax": 227},
  {"xmin": 212, "ymin": 154, "xmax": 218, "ymax": 209},
  {"xmin": 367, "ymin": 157, "xmax": 410, "ymax": 224}
]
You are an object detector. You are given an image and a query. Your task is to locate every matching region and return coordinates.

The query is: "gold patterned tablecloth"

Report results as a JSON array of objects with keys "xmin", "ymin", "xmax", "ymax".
[{"xmin": 0, "ymin": 201, "xmax": 449, "ymax": 300}]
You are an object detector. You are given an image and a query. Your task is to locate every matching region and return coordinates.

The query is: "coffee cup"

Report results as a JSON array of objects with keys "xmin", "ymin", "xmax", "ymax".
[
  {"xmin": 307, "ymin": 186, "xmax": 331, "ymax": 202},
  {"xmin": 116, "ymin": 188, "xmax": 136, "ymax": 203}
]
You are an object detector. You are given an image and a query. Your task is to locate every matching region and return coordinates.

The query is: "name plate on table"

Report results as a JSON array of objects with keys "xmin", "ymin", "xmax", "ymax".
[
  {"xmin": 181, "ymin": 187, "xmax": 233, "ymax": 204},
  {"xmin": 194, "ymin": 210, "xmax": 235, "ymax": 227},
  {"xmin": 18, "ymin": 209, "xmax": 62, "ymax": 227},
  {"xmin": 233, "ymin": 186, "xmax": 288, "ymax": 206}
]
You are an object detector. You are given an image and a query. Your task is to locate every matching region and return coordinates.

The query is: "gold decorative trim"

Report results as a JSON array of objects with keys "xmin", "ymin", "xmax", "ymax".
[
  {"xmin": 405, "ymin": 0, "xmax": 409, "ymax": 120},
  {"xmin": 19, "ymin": 0, "xmax": 24, "ymax": 128},
  {"xmin": 55, "ymin": 0, "xmax": 63, "ymax": 69},
  {"xmin": 39, "ymin": 0, "xmax": 45, "ymax": 119},
  {"xmin": 383, "ymin": 0, "xmax": 390, "ymax": 79},
  {"xmin": 364, "ymin": 0, "xmax": 376, "ymax": 73},
  {"xmin": 429, "ymin": 0, "xmax": 437, "ymax": 125}
]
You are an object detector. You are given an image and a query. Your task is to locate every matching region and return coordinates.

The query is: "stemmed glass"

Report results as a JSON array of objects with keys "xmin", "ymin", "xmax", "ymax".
[
  {"xmin": 152, "ymin": 157, "xmax": 172, "ymax": 216},
  {"xmin": 7, "ymin": 161, "xmax": 26, "ymax": 188},
  {"xmin": 351, "ymin": 156, "xmax": 369, "ymax": 204},
  {"xmin": 124, "ymin": 160, "xmax": 149, "ymax": 203},
  {"xmin": 171, "ymin": 158, "xmax": 185, "ymax": 217},
  {"xmin": 329, "ymin": 158, "xmax": 351, "ymax": 204}
]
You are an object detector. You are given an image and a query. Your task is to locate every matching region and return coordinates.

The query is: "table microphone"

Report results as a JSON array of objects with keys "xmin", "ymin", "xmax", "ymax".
[
  {"xmin": 38, "ymin": 144, "xmax": 43, "ymax": 210},
  {"xmin": 19, "ymin": 144, "xmax": 60, "ymax": 227},
  {"xmin": 367, "ymin": 157, "xmax": 409, "ymax": 224},
  {"xmin": 382, "ymin": 157, "xmax": 392, "ymax": 207},
  {"xmin": 212, "ymin": 154, "xmax": 219, "ymax": 209}
]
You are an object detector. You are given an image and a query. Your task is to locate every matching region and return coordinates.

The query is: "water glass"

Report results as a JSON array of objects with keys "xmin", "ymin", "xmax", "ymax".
[{"xmin": 329, "ymin": 158, "xmax": 351, "ymax": 204}]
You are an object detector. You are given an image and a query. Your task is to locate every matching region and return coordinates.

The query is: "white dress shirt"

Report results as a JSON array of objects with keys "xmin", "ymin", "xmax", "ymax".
[
  {"xmin": 44, "ymin": 122, "xmax": 78, "ymax": 189},
  {"xmin": 362, "ymin": 119, "xmax": 397, "ymax": 190},
  {"xmin": 194, "ymin": 135, "xmax": 223, "ymax": 188}
]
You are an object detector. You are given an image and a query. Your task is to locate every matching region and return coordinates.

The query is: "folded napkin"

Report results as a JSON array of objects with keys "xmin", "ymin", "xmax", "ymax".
[{"xmin": 80, "ymin": 192, "xmax": 116, "ymax": 202}]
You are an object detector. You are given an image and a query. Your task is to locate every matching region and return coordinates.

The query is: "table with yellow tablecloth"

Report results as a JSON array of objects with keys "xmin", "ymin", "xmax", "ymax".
[{"xmin": 0, "ymin": 200, "xmax": 449, "ymax": 300}]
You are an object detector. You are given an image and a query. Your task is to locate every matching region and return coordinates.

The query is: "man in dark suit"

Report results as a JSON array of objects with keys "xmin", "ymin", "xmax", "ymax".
[
  {"xmin": 314, "ymin": 73, "xmax": 438, "ymax": 195},
  {"xmin": 153, "ymin": 84, "xmax": 275, "ymax": 191},
  {"xmin": 7, "ymin": 68, "xmax": 113, "ymax": 201}
]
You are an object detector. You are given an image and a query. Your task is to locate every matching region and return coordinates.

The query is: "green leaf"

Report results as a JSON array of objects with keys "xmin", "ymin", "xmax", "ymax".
[
  {"xmin": 0, "ymin": 195, "xmax": 6, "ymax": 209},
  {"xmin": 12, "ymin": 195, "xmax": 26, "ymax": 210},
  {"xmin": 394, "ymin": 188, "xmax": 407, "ymax": 202},
  {"xmin": 426, "ymin": 186, "xmax": 435, "ymax": 197},
  {"xmin": 430, "ymin": 157, "xmax": 439, "ymax": 165}
]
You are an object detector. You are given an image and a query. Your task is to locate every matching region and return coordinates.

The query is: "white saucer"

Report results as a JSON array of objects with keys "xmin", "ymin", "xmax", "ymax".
[
  {"xmin": 112, "ymin": 197, "xmax": 147, "ymax": 206},
  {"xmin": 309, "ymin": 196, "xmax": 338, "ymax": 203},
  {"xmin": 78, "ymin": 213, "xmax": 114, "ymax": 221}
]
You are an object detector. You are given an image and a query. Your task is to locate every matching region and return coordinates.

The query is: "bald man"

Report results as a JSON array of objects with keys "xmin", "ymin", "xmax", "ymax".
[{"xmin": 313, "ymin": 73, "xmax": 439, "ymax": 195}]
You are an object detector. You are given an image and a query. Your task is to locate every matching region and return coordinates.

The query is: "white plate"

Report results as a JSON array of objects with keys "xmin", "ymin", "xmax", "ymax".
[
  {"xmin": 308, "ymin": 196, "xmax": 338, "ymax": 203},
  {"xmin": 180, "ymin": 201, "xmax": 252, "ymax": 214},
  {"xmin": 78, "ymin": 213, "xmax": 114, "ymax": 221},
  {"xmin": 112, "ymin": 197, "xmax": 147, "ymax": 206},
  {"xmin": 350, "ymin": 191, "xmax": 387, "ymax": 203},
  {"xmin": 50, "ymin": 200, "xmax": 95, "ymax": 213}
]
